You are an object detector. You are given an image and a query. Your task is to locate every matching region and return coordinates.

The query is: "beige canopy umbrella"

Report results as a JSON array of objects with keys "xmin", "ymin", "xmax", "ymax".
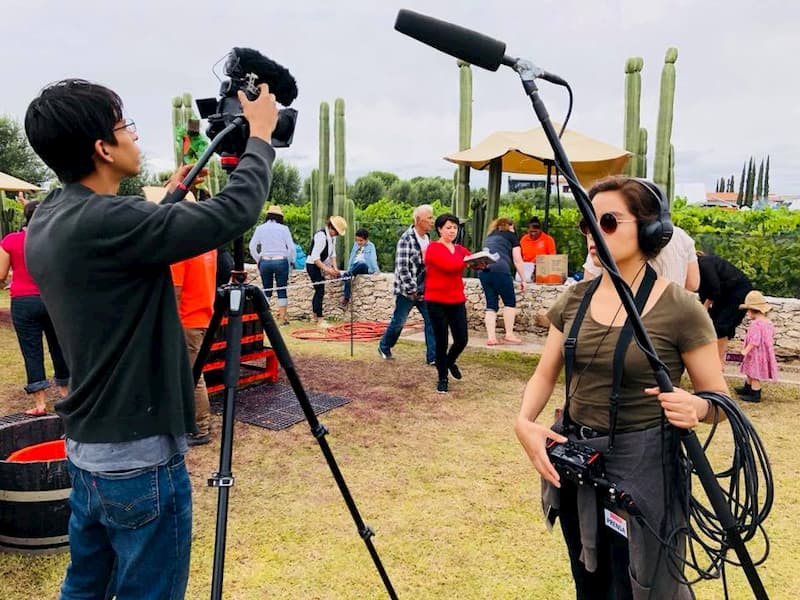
[
  {"xmin": 444, "ymin": 123, "xmax": 631, "ymax": 186},
  {"xmin": 445, "ymin": 123, "xmax": 632, "ymax": 233},
  {"xmin": 0, "ymin": 172, "xmax": 41, "ymax": 192}
]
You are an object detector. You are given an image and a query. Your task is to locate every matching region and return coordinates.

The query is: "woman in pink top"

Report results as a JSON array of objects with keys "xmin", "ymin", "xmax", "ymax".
[
  {"xmin": 424, "ymin": 213, "xmax": 471, "ymax": 394},
  {"xmin": 0, "ymin": 201, "xmax": 69, "ymax": 415}
]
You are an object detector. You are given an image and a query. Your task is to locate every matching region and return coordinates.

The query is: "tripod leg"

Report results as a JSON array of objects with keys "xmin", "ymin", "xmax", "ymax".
[
  {"xmin": 248, "ymin": 285, "xmax": 398, "ymax": 600},
  {"xmin": 209, "ymin": 284, "xmax": 245, "ymax": 600}
]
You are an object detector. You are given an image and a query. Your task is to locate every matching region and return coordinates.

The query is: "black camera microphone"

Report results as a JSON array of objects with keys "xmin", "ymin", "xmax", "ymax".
[
  {"xmin": 394, "ymin": 9, "xmax": 568, "ymax": 86},
  {"xmin": 227, "ymin": 47, "xmax": 298, "ymax": 105}
]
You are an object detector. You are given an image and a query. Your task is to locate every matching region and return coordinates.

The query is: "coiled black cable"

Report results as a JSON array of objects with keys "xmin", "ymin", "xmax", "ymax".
[{"xmin": 615, "ymin": 391, "xmax": 773, "ymax": 597}]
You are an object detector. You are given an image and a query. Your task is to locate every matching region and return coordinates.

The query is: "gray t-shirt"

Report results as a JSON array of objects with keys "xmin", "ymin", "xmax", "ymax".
[{"xmin": 67, "ymin": 435, "xmax": 188, "ymax": 472}]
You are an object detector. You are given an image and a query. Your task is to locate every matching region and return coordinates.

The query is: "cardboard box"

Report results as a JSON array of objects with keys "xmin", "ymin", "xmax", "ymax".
[{"xmin": 535, "ymin": 254, "xmax": 568, "ymax": 284}]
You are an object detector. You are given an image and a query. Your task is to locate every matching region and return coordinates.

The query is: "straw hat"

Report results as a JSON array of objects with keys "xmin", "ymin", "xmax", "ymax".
[
  {"xmin": 739, "ymin": 290, "xmax": 772, "ymax": 313},
  {"xmin": 265, "ymin": 205, "xmax": 284, "ymax": 217},
  {"xmin": 329, "ymin": 215, "xmax": 347, "ymax": 236}
]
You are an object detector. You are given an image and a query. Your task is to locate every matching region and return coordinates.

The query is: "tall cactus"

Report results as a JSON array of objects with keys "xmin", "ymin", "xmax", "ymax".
[
  {"xmin": 171, "ymin": 93, "xmax": 197, "ymax": 168},
  {"xmin": 312, "ymin": 102, "xmax": 330, "ymax": 234},
  {"xmin": 454, "ymin": 60, "xmax": 472, "ymax": 220},
  {"xmin": 481, "ymin": 158, "xmax": 502, "ymax": 250},
  {"xmin": 623, "ymin": 58, "xmax": 644, "ymax": 177},
  {"xmin": 333, "ymin": 98, "xmax": 351, "ymax": 265},
  {"xmin": 0, "ymin": 192, "xmax": 13, "ymax": 239},
  {"xmin": 638, "ymin": 128, "xmax": 648, "ymax": 178},
  {"xmin": 654, "ymin": 48, "xmax": 678, "ymax": 205},
  {"xmin": 206, "ymin": 158, "xmax": 227, "ymax": 196}
]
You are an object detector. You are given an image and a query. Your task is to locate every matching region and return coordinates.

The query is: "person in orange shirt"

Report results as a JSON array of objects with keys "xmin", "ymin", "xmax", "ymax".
[
  {"xmin": 171, "ymin": 249, "xmax": 217, "ymax": 445},
  {"xmin": 519, "ymin": 216, "xmax": 556, "ymax": 266}
]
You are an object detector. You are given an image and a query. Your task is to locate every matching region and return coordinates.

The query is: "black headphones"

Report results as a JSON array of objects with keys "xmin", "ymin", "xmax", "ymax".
[{"xmin": 631, "ymin": 178, "xmax": 673, "ymax": 255}]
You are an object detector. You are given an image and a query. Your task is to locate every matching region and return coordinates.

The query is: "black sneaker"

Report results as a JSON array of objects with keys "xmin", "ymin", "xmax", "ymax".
[
  {"xmin": 187, "ymin": 433, "xmax": 211, "ymax": 446},
  {"xmin": 427, "ymin": 359, "xmax": 436, "ymax": 366},
  {"xmin": 448, "ymin": 364, "xmax": 462, "ymax": 380},
  {"xmin": 734, "ymin": 383, "xmax": 751, "ymax": 395},
  {"xmin": 436, "ymin": 379, "xmax": 448, "ymax": 394},
  {"xmin": 378, "ymin": 346, "xmax": 393, "ymax": 360}
]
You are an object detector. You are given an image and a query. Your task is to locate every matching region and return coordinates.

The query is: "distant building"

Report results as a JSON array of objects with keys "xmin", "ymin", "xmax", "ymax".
[{"xmin": 507, "ymin": 175, "xmax": 573, "ymax": 195}]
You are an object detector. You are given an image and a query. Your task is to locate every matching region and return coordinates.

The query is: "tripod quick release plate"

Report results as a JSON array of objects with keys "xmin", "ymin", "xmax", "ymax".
[
  {"xmin": 209, "ymin": 473, "xmax": 235, "ymax": 488},
  {"xmin": 546, "ymin": 439, "xmax": 605, "ymax": 486}
]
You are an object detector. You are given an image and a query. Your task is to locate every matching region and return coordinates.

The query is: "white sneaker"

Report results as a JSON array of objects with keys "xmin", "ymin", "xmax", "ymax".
[{"xmin": 318, "ymin": 320, "xmax": 331, "ymax": 328}]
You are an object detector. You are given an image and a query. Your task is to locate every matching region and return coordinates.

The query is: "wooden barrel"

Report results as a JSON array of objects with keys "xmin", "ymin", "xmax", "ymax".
[{"xmin": 0, "ymin": 414, "xmax": 71, "ymax": 554}]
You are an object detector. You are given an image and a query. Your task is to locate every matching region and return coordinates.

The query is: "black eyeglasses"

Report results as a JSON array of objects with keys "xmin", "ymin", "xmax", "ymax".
[
  {"xmin": 113, "ymin": 120, "xmax": 136, "ymax": 134},
  {"xmin": 579, "ymin": 213, "xmax": 637, "ymax": 236}
]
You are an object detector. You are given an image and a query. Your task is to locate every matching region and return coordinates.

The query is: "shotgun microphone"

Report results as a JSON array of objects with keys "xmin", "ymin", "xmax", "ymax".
[{"xmin": 394, "ymin": 9, "xmax": 568, "ymax": 86}]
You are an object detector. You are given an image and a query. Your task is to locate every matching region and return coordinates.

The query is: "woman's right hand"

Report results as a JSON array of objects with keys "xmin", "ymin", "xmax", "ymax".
[{"xmin": 514, "ymin": 417, "xmax": 567, "ymax": 487}]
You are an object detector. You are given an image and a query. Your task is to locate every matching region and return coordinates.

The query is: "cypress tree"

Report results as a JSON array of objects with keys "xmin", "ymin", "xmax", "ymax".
[
  {"xmin": 764, "ymin": 155, "xmax": 770, "ymax": 199},
  {"xmin": 737, "ymin": 163, "xmax": 746, "ymax": 206},
  {"xmin": 756, "ymin": 159, "xmax": 764, "ymax": 201},
  {"xmin": 745, "ymin": 157, "xmax": 755, "ymax": 206},
  {"xmin": 728, "ymin": 175, "xmax": 735, "ymax": 193}
]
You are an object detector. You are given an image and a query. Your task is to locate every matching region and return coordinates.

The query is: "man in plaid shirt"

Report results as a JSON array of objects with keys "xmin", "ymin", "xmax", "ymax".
[{"xmin": 378, "ymin": 204, "xmax": 436, "ymax": 362}]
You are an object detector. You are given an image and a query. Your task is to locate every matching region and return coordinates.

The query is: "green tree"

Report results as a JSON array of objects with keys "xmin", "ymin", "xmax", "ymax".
[
  {"xmin": 764, "ymin": 155, "xmax": 770, "ymax": 199},
  {"xmin": 408, "ymin": 176, "xmax": 453, "ymax": 206},
  {"xmin": 737, "ymin": 163, "xmax": 745, "ymax": 206},
  {"xmin": 268, "ymin": 159, "xmax": 301, "ymax": 205},
  {"xmin": 756, "ymin": 158, "xmax": 764, "ymax": 201},
  {"xmin": 0, "ymin": 115, "xmax": 51, "ymax": 185},
  {"xmin": 366, "ymin": 171, "xmax": 399, "ymax": 190},
  {"xmin": 745, "ymin": 157, "xmax": 755, "ymax": 206},
  {"xmin": 387, "ymin": 180, "xmax": 412, "ymax": 204},
  {"xmin": 118, "ymin": 158, "xmax": 160, "ymax": 196},
  {"xmin": 350, "ymin": 174, "xmax": 386, "ymax": 207}
]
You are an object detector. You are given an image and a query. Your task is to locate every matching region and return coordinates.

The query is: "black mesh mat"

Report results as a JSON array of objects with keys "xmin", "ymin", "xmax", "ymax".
[{"xmin": 210, "ymin": 382, "xmax": 350, "ymax": 431}]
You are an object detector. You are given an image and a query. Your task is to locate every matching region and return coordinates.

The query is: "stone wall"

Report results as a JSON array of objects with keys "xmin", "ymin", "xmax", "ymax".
[{"xmin": 250, "ymin": 266, "xmax": 800, "ymax": 361}]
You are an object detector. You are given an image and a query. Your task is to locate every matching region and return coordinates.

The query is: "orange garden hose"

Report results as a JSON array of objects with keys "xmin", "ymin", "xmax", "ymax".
[{"xmin": 291, "ymin": 320, "xmax": 424, "ymax": 341}]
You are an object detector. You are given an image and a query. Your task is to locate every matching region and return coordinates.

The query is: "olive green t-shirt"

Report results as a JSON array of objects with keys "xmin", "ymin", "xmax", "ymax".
[{"xmin": 548, "ymin": 280, "xmax": 716, "ymax": 432}]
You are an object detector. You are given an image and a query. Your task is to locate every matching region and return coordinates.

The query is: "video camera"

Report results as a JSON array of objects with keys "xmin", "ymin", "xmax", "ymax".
[{"xmin": 196, "ymin": 47, "xmax": 299, "ymax": 158}]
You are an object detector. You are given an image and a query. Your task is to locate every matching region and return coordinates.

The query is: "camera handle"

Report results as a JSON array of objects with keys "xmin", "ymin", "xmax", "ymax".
[
  {"xmin": 167, "ymin": 123, "xmax": 398, "ymax": 598},
  {"xmin": 511, "ymin": 61, "xmax": 768, "ymax": 599}
]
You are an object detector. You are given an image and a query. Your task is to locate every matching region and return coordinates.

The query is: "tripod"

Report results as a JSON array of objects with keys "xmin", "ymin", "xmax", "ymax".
[{"xmin": 166, "ymin": 128, "xmax": 397, "ymax": 599}]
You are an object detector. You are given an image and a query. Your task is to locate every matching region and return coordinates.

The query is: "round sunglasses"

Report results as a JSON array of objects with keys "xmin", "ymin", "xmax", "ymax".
[{"xmin": 579, "ymin": 213, "xmax": 637, "ymax": 236}]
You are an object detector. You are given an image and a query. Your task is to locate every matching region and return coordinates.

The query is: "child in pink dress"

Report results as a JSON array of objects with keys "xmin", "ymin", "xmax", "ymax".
[{"xmin": 735, "ymin": 290, "xmax": 778, "ymax": 403}]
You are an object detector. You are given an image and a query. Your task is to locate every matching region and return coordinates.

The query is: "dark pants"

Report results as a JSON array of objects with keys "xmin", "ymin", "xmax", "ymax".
[
  {"xmin": 343, "ymin": 262, "xmax": 370, "ymax": 300},
  {"xmin": 306, "ymin": 263, "xmax": 326, "ymax": 317},
  {"xmin": 258, "ymin": 257, "xmax": 290, "ymax": 306},
  {"xmin": 11, "ymin": 295, "xmax": 69, "ymax": 393},
  {"xmin": 559, "ymin": 480, "xmax": 633, "ymax": 599},
  {"xmin": 426, "ymin": 301, "xmax": 468, "ymax": 381}
]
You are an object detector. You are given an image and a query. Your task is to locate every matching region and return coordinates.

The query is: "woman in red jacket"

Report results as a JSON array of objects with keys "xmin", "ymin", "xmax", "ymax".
[{"xmin": 424, "ymin": 213, "xmax": 471, "ymax": 394}]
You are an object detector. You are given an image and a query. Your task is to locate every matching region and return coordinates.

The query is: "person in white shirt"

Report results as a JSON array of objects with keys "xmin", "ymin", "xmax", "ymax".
[
  {"xmin": 248, "ymin": 205, "xmax": 295, "ymax": 324},
  {"xmin": 306, "ymin": 215, "xmax": 347, "ymax": 326},
  {"xmin": 583, "ymin": 225, "xmax": 699, "ymax": 290}
]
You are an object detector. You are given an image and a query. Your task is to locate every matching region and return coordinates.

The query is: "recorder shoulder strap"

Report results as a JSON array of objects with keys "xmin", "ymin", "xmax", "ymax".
[
  {"xmin": 563, "ymin": 277, "xmax": 601, "ymax": 432},
  {"xmin": 607, "ymin": 264, "xmax": 657, "ymax": 449}
]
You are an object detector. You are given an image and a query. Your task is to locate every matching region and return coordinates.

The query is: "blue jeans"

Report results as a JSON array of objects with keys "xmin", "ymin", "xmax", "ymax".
[
  {"xmin": 11, "ymin": 295, "xmax": 70, "ymax": 393},
  {"xmin": 343, "ymin": 262, "xmax": 370, "ymax": 300},
  {"xmin": 258, "ymin": 257, "xmax": 290, "ymax": 306},
  {"xmin": 379, "ymin": 294, "xmax": 435, "ymax": 363},
  {"xmin": 60, "ymin": 454, "xmax": 192, "ymax": 600}
]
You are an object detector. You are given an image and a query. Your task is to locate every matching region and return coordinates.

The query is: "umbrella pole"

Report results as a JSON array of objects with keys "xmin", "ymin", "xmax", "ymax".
[{"xmin": 544, "ymin": 162, "xmax": 552, "ymax": 232}]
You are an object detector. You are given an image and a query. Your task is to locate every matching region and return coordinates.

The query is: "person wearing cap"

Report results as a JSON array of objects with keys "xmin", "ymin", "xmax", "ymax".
[
  {"xmin": 735, "ymin": 290, "xmax": 778, "ymax": 403},
  {"xmin": 307, "ymin": 215, "xmax": 347, "ymax": 326},
  {"xmin": 176, "ymin": 117, "xmax": 209, "ymax": 165},
  {"xmin": 249, "ymin": 205, "xmax": 295, "ymax": 325},
  {"xmin": 697, "ymin": 252, "xmax": 753, "ymax": 366}
]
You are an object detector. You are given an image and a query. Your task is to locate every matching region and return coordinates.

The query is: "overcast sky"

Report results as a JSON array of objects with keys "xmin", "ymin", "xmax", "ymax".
[{"xmin": 2, "ymin": 0, "xmax": 798, "ymax": 194}]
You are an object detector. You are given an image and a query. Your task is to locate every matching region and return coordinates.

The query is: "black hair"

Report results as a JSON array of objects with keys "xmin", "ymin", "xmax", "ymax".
[
  {"xmin": 24, "ymin": 79, "xmax": 124, "ymax": 183},
  {"xmin": 23, "ymin": 200, "xmax": 39, "ymax": 226},
  {"xmin": 355, "ymin": 228, "xmax": 369, "ymax": 239},
  {"xmin": 265, "ymin": 212, "xmax": 284, "ymax": 224},
  {"xmin": 527, "ymin": 216, "xmax": 542, "ymax": 228},
  {"xmin": 434, "ymin": 213, "xmax": 459, "ymax": 232}
]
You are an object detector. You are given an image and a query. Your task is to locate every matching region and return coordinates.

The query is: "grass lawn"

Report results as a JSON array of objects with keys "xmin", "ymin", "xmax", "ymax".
[{"xmin": 0, "ymin": 288, "xmax": 797, "ymax": 599}]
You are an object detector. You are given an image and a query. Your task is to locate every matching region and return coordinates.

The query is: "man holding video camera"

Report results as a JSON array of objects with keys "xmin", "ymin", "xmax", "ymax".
[{"xmin": 24, "ymin": 78, "xmax": 278, "ymax": 599}]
